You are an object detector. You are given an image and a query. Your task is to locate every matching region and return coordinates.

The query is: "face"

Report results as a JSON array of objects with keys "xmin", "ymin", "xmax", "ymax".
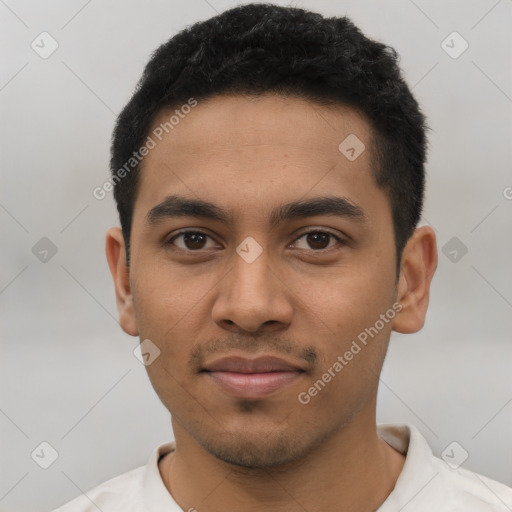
[{"xmin": 109, "ymin": 94, "xmax": 423, "ymax": 468}]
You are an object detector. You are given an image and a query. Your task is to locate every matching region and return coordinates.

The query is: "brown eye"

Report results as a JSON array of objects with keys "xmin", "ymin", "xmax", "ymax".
[
  {"xmin": 306, "ymin": 232, "xmax": 330, "ymax": 250},
  {"xmin": 293, "ymin": 230, "xmax": 344, "ymax": 251},
  {"xmin": 182, "ymin": 232, "xmax": 207, "ymax": 250},
  {"xmin": 167, "ymin": 231, "xmax": 216, "ymax": 251}
]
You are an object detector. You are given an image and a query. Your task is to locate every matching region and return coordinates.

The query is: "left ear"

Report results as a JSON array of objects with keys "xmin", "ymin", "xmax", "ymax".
[{"xmin": 392, "ymin": 226, "xmax": 438, "ymax": 334}]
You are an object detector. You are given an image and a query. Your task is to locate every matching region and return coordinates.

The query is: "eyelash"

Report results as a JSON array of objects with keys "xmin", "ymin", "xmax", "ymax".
[{"xmin": 165, "ymin": 229, "xmax": 347, "ymax": 253}]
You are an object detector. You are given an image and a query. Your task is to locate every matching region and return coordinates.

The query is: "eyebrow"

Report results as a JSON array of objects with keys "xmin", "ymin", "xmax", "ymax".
[{"xmin": 145, "ymin": 194, "xmax": 366, "ymax": 229}]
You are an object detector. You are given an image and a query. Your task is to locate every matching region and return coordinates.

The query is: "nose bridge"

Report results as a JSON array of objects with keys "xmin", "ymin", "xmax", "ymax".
[
  {"xmin": 212, "ymin": 240, "xmax": 292, "ymax": 331},
  {"xmin": 229, "ymin": 243, "xmax": 274, "ymax": 307}
]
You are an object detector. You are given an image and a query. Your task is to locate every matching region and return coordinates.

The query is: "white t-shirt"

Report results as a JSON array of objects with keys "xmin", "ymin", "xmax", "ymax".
[{"xmin": 51, "ymin": 423, "xmax": 512, "ymax": 511}]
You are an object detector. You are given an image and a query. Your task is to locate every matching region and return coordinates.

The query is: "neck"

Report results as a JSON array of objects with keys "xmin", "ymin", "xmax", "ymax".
[{"xmin": 159, "ymin": 404, "xmax": 405, "ymax": 512}]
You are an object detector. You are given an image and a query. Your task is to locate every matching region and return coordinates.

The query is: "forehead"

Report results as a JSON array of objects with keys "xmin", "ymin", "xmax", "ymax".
[
  {"xmin": 147, "ymin": 94, "xmax": 373, "ymax": 161},
  {"xmin": 133, "ymin": 94, "xmax": 382, "ymax": 227}
]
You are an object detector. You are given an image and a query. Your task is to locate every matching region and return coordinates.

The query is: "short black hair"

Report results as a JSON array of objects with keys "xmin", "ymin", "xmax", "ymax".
[{"xmin": 110, "ymin": 2, "xmax": 428, "ymax": 267}]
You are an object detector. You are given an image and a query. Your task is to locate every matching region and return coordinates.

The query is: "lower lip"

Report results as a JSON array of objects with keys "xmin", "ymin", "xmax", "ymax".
[{"xmin": 204, "ymin": 371, "xmax": 303, "ymax": 399}]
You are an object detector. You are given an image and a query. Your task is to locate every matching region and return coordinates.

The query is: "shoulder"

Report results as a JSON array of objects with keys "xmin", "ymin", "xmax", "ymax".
[
  {"xmin": 378, "ymin": 423, "xmax": 512, "ymax": 511},
  {"xmin": 49, "ymin": 441, "xmax": 176, "ymax": 512},
  {"xmin": 435, "ymin": 460, "xmax": 512, "ymax": 511},
  {"xmin": 50, "ymin": 465, "xmax": 146, "ymax": 512}
]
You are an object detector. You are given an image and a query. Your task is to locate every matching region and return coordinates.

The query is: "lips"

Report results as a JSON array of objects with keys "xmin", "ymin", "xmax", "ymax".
[{"xmin": 202, "ymin": 355, "xmax": 305, "ymax": 399}]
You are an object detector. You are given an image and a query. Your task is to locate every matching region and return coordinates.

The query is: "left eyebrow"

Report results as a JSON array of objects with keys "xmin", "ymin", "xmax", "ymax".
[
  {"xmin": 269, "ymin": 195, "xmax": 366, "ymax": 228},
  {"xmin": 144, "ymin": 194, "xmax": 366, "ymax": 228}
]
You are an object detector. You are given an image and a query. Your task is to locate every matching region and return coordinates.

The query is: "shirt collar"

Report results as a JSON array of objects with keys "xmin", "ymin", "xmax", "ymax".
[
  {"xmin": 142, "ymin": 423, "xmax": 450, "ymax": 511},
  {"xmin": 376, "ymin": 423, "xmax": 453, "ymax": 511},
  {"xmin": 142, "ymin": 440, "xmax": 180, "ymax": 511}
]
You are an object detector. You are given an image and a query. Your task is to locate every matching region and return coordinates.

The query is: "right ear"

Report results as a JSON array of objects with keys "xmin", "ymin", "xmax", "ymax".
[{"xmin": 105, "ymin": 227, "xmax": 139, "ymax": 336}]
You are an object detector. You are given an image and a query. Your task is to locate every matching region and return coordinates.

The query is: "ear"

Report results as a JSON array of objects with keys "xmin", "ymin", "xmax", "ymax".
[
  {"xmin": 105, "ymin": 227, "xmax": 139, "ymax": 336},
  {"xmin": 392, "ymin": 226, "xmax": 437, "ymax": 334}
]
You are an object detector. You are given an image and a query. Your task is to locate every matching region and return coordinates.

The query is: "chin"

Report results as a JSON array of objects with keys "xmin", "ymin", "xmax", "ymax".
[{"xmin": 198, "ymin": 432, "xmax": 306, "ymax": 468}]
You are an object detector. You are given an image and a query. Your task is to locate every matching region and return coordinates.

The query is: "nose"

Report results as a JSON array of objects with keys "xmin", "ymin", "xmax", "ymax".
[{"xmin": 211, "ymin": 247, "xmax": 293, "ymax": 334}]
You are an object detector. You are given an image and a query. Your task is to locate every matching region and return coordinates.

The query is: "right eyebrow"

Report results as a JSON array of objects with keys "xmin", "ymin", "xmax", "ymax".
[{"xmin": 146, "ymin": 195, "xmax": 233, "ymax": 226}]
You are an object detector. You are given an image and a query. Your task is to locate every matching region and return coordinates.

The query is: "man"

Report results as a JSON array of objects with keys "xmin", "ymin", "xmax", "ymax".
[{"xmin": 54, "ymin": 3, "xmax": 512, "ymax": 511}]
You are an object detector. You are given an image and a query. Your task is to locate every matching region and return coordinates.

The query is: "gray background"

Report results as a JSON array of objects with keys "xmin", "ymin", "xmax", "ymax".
[{"xmin": 1, "ymin": 0, "xmax": 511, "ymax": 510}]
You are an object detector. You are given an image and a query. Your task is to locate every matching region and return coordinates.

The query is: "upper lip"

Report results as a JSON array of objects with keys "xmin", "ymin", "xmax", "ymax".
[{"xmin": 202, "ymin": 355, "xmax": 305, "ymax": 374}]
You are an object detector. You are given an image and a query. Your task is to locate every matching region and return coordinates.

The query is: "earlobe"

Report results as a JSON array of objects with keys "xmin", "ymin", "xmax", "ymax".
[
  {"xmin": 105, "ymin": 227, "xmax": 139, "ymax": 336},
  {"xmin": 392, "ymin": 226, "xmax": 437, "ymax": 334}
]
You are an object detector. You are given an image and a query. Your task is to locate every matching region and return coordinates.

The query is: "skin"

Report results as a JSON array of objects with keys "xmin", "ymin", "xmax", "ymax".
[{"xmin": 106, "ymin": 94, "xmax": 437, "ymax": 512}]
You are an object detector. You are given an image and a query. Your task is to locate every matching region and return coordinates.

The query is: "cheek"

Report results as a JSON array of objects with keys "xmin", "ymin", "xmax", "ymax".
[
  {"xmin": 131, "ymin": 264, "xmax": 223, "ymax": 376},
  {"xmin": 303, "ymin": 263, "xmax": 395, "ymax": 331},
  {"xmin": 299, "ymin": 258, "xmax": 396, "ymax": 387},
  {"xmin": 132, "ymin": 257, "xmax": 200, "ymax": 321},
  {"xmin": 131, "ymin": 273, "xmax": 193, "ymax": 355}
]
